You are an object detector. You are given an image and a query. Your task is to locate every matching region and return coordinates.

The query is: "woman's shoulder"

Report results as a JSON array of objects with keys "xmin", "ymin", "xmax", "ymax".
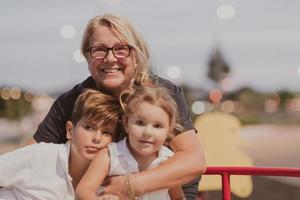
[
  {"xmin": 57, "ymin": 76, "xmax": 96, "ymax": 101},
  {"xmin": 152, "ymin": 75, "xmax": 181, "ymax": 93},
  {"xmin": 56, "ymin": 77, "xmax": 96, "ymax": 109}
]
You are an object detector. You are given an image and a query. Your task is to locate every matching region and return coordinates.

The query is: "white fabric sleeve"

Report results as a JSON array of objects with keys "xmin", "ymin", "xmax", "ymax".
[{"xmin": 0, "ymin": 144, "xmax": 38, "ymax": 187}]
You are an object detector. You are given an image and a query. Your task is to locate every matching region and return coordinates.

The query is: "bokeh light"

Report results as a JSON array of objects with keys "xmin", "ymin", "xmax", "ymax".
[
  {"xmin": 209, "ymin": 89, "xmax": 223, "ymax": 103},
  {"xmin": 9, "ymin": 87, "xmax": 21, "ymax": 100},
  {"xmin": 264, "ymin": 99, "xmax": 279, "ymax": 113},
  {"xmin": 24, "ymin": 91, "xmax": 34, "ymax": 102},
  {"xmin": 73, "ymin": 49, "xmax": 86, "ymax": 63},
  {"xmin": 221, "ymin": 100, "xmax": 235, "ymax": 113},
  {"xmin": 286, "ymin": 97, "xmax": 300, "ymax": 112},
  {"xmin": 216, "ymin": 5, "xmax": 236, "ymax": 20},
  {"xmin": 1, "ymin": 87, "xmax": 10, "ymax": 100},
  {"xmin": 166, "ymin": 65, "xmax": 181, "ymax": 79},
  {"xmin": 221, "ymin": 77, "xmax": 234, "ymax": 92},
  {"xmin": 60, "ymin": 25, "xmax": 76, "ymax": 39},
  {"xmin": 191, "ymin": 101, "xmax": 206, "ymax": 115},
  {"xmin": 32, "ymin": 93, "xmax": 54, "ymax": 112}
]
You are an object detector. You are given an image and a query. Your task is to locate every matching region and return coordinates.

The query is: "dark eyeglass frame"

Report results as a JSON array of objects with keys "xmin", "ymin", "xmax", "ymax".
[{"xmin": 86, "ymin": 45, "xmax": 133, "ymax": 59}]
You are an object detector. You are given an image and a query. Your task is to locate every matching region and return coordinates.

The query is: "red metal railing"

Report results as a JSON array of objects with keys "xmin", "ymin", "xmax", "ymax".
[{"xmin": 204, "ymin": 166, "xmax": 300, "ymax": 200}]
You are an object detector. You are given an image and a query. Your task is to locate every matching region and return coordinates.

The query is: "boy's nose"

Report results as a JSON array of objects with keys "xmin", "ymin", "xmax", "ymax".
[{"xmin": 93, "ymin": 131, "xmax": 102, "ymax": 143}]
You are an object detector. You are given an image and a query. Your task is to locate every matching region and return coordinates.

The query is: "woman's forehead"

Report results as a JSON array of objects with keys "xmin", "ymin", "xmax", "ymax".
[{"xmin": 89, "ymin": 25, "xmax": 124, "ymax": 45}]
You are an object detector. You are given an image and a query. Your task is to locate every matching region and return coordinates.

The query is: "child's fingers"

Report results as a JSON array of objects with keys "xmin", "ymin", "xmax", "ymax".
[{"xmin": 97, "ymin": 194, "xmax": 119, "ymax": 200}]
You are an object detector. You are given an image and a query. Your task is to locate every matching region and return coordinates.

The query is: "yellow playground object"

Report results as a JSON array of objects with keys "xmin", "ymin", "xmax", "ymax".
[{"xmin": 195, "ymin": 112, "xmax": 253, "ymax": 198}]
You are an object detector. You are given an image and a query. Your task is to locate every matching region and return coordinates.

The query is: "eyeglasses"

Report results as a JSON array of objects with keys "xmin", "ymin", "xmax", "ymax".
[{"xmin": 87, "ymin": 45, "xmax": 133, "ymax": 59}]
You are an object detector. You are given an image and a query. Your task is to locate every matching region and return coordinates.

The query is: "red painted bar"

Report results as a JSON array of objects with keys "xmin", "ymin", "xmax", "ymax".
[
  {"xmin": 221, "ymin": 173, "xmax": 231, "ymax": 200},
  {"xmin": 205, "ymin": 166, "xmax": 300, "ymax": 177},
  {"xmin": 203, "ymin": 166, "xmax": 300, "ymax": 200}
]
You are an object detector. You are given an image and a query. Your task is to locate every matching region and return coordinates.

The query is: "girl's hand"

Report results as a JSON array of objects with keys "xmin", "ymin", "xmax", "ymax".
[
  {"xmin": 97, "ymin": 194, "xmax": 119, "ymax": 200},
  {"xmin": 102, "ymin": 175, "xmax": 129, "ymax": 200}
]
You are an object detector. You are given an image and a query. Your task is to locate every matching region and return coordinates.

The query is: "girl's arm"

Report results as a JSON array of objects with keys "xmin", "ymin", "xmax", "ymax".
[
  {"xmin": 168, "ymin": 186, "xmax": 186, "ymax": 200},
  {"xmin": 104, "ymin": 130, "xmax": 206, "ymax": 197},
  {"xmin": 76, "ymin": 148, "xmax": 111, "ymax": 200}
]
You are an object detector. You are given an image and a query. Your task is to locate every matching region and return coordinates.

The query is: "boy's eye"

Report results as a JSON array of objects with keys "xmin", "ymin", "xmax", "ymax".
[
  {"xmin": 102, "ymin": 131, "xmax": 112, "ymax": 136},
  {"xmin": 83, "ymin": 124, "xmax": 95, "ymax": 131}
]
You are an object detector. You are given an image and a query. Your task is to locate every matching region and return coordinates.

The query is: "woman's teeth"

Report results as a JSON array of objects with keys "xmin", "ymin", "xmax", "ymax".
[{"xmin": 102, "ymin": 68, "xmax": 120, "ymax": 73}]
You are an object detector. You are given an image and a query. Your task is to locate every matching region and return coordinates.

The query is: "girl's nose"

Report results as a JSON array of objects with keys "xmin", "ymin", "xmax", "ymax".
[{"xmin": 142, "ymin": 125, "xmax": 152, "ymax": 137}]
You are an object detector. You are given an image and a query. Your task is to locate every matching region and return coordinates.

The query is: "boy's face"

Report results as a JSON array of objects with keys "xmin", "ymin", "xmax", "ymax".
[{"xmin": 66, "ymin": 119, "xmax": 115, "ymax": 161}]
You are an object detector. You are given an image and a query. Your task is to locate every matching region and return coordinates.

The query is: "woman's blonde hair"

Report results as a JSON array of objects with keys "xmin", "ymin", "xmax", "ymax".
[
  {"xmin": 120, "ymin": 86, "xmax": 184, "ymax": 141},
  {"xmin": 81, "ymin": 13, "xmax": 152, "ymax": 86}
]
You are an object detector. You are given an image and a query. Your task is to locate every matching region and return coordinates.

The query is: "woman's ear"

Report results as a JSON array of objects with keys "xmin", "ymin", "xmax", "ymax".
[{"xmin": 66, "ymin": 121, "xmax": 74, "ymax": 140}]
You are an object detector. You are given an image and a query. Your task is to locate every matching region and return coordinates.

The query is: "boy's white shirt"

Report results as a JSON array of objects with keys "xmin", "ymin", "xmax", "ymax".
[
  {"xmin": 107, "ymin": 138, "xmax": 174, "ymax": 200},
  {"xmin": 0, "ymin": 142, "xmax": 75, "ymax": 200}
]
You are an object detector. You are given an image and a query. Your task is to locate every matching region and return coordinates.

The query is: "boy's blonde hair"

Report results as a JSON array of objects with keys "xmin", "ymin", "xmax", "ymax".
[
  {"xmin": 81, "ymin": 13, "xmax": 152, "ymax": 86},
  {"xmin": 71, "ymin": 89, "xmax": 123, "ymax": 137},
  {"xmin": 121, "ymin": 86, "xmax": 183, "ymax": 141}
]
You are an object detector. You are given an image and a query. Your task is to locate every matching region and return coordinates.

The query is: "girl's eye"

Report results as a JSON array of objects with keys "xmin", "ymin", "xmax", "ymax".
[
  {"xmin": 135, "ymin": 120, "xmax": 144, "ymax": 126},
  {"xmin": 154, "ymin": 123, "xmax": 163, "ymax": 129}
]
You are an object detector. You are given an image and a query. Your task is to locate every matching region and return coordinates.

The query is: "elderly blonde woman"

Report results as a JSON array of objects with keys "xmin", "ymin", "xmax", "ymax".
[{"xmin": 27, "ymin": 13, "xmax": 206, "ymax": 200}]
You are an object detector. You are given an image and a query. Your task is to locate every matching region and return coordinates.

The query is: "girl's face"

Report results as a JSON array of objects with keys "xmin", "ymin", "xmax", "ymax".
[
  {"xmin": 125, "ymin": 102, "xmax": 170, "ymax": 159},
  {"xmin": 67, "ymin": 120, "xmax": 115, "ymax": 161},
  {"xmin": 86, "ymin": 25, "xmax": 136, "ymax": 97}
]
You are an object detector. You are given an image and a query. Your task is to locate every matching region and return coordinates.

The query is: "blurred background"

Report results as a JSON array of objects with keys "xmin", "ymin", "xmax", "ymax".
[{"xmin": 1, "ymin": 0, "xmax": 300, "ymax": 199}]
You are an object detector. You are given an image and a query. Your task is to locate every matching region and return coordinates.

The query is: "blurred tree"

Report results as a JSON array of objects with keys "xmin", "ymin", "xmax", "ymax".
[
  {"xmin": 277, "ymin": 90, "xmax": 295, "ymax": 109},
  {"xmin": 207, "ymin": 48, "xmax": 230, "ymax": 83}
]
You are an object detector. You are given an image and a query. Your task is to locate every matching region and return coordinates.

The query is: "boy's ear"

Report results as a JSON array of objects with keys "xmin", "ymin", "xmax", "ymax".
[{"xmin": 66, "ymin": 121, "xmax": 74, "ymax": 140}]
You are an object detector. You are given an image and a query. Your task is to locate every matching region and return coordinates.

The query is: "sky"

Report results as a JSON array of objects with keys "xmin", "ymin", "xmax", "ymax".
[{"xmin": 1, "ymin": 0, "xmax": 300, "ymax": 94}]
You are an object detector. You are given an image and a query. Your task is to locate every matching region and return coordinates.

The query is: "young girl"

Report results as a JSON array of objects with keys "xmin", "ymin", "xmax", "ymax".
[{"xmin": 76, "ymin": 86, "xmax": 186, "ymax": 200}]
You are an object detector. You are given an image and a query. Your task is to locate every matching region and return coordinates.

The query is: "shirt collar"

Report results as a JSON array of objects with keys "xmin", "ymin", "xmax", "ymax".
[{"xmin": 113, "ymin": 138, "xmax": 174, "ymax": 170}]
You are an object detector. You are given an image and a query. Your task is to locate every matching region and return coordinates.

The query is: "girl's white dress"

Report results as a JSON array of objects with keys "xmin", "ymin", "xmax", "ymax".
[{"xmin": 108, "ymin": 138, "xmax": 174, "ymax": 200}]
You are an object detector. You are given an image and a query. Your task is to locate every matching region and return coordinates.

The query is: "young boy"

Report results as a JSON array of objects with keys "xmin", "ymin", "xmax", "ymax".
[{"xmin": 0, "ymin": 89, "xmax": 122, "ymax": 200}]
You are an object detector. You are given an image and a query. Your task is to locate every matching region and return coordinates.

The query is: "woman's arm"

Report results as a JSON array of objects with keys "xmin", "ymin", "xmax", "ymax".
[
  {"xmin": 76, "ymin": 148, "xmax": 111, "ymax": 200},
  {"xmin": 104, "ymin": 129, "xmax": 206, "ymax": 197}
]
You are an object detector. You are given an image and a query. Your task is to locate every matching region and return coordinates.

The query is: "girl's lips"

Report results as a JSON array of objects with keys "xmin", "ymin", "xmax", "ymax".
[{"xmin": 139, "ymin": 140, "xmax": 153, "ymax": 144}]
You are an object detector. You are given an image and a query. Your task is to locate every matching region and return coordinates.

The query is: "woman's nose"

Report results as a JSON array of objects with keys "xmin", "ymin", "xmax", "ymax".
[{"xmin": 105, "ymin": 50, "xmax": 117, "ymax": 62}]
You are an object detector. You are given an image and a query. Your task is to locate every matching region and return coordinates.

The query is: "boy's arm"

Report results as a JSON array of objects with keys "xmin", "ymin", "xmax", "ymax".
[
  {"xmin": 0, "ymin": 145, "xmax": 37, "ymax": 186},
  {"xmin": 76, "ymin": 148, "xmax": 111, "ymax": 200},
  {"xmin": 168, "ymin": 186, "xmax": 186, "ymax": 200}
]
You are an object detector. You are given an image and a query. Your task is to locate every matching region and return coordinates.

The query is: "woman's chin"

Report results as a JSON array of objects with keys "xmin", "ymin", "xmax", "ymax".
[{"xmin": 102, "ymin": 81, "xmax": 125, "ymax": 92}]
